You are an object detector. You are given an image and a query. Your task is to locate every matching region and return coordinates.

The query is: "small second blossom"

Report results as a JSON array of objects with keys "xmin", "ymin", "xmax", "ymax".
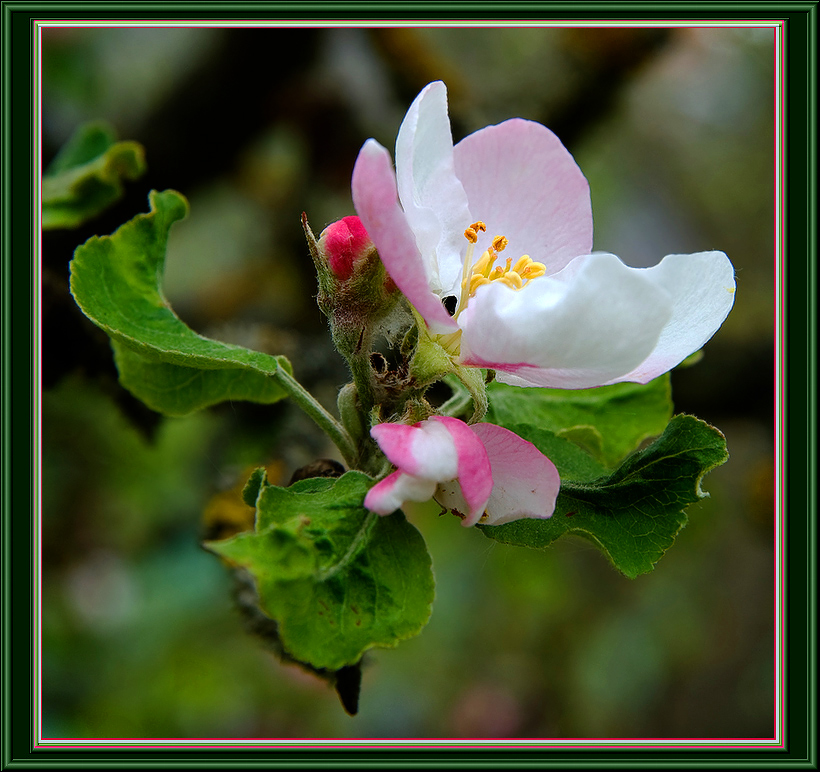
[{"xmin": 364, "ymin": 416, "xmax": 560, "ymax": 527}]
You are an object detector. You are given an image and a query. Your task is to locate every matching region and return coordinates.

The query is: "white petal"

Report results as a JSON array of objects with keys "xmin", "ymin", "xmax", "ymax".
[
  {"xmin": 364, "ymin": 471, "xmax": 438, "ymax": 515},
  {"xmin": 395, "ymin": 81, "xmax": 472, "ymax": 296},
  {"xmin": 453, "ymin": 118, "xmax": 593, "ymax": 276},
  {"xmin": 602, "ymin": 251, "xmax": 736, "ymax": 384},
  {"xmin": 458, "ymin": 253, "xmax": 673, "ymax": 389},
  {"xmin": 370, "ymin": 418, "xmax": 458, "ymax": 481}
]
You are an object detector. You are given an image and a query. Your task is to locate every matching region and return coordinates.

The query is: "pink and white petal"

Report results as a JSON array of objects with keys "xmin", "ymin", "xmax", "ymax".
[
  {"xmin": 364, "ymin": 470, "xmax": 438, "ymax": 516},
  {"xmin": 601, "ymin": 251, "xmax": 736, "ymax": 385},
  {"xmin": 429, "ymin": 416, "xmax": 493, "ymax": 526},
  {"xmin": 370, "ymin": 420, "xmax": 459, "ymax": 481},
  {"xmin": 458, "ymin": 253, "xmax": 672, "ymax": 389},
  {"xmin": 395, "ymin": 81, "xmax": 473, "ymax": 296},
  {"xmin": 453, "ymin": 119, "xmax": 593, "ymax": 276},
  {"xmin": 470, "ymin": 423, "xmax": 560, "ymax": 525},
  {"xmin": 352, "ymin": 139, "xmax": 458, "ymax": 334}
]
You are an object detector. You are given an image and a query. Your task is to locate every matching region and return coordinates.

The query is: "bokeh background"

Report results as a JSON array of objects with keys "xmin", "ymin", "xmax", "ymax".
[{"xmin": 41, "ymin": 25, "xmax": 776, "ymax": 739}]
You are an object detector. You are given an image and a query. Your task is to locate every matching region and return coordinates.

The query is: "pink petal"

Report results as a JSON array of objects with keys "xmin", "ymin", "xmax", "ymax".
[
  {"xmin": 364, "ymin": 470, "xmax": 438, "ymax": 516},
  {"xmin": 453, "ymin": 118, "xmax": 593, "ymax": 277},
  {"xmin": 429, "ymin": 416, "xmax": 493, "ymax": 527},
  {"xmin": 352, "ymin": 139, "xmax": 458, "ymax": 334},
  {"xmin": 601, "ymin": 251, "xmax": 736, "ymax": 384},
  {"xmin": 470, "ymin": 423, "xmax": 560, "ymax": 525},
  {"xmin": 370, "ymin": 420, "xmax": 459, "ymax": 481},
  {"xmin": 395, "ymin": 81, "xmax": 473, "ymax": 297},
  {"xmin": 459, "ymin": 253, "xmax": 672, "ymax": 389}
]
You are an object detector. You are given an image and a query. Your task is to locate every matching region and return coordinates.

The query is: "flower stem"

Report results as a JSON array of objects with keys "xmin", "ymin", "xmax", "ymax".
[
  {"xmin": 272, "ymin": 366, "xmax": 357, "ymax": 466},
  {"xmin": 449, "ymin": 365, "xmax": 488, "ymax": 423},
  {"xmin": 347, "ymin": 350, "xmax": 376, "ymax": 418},
  {"xmin": 439, "ymin": 375, "xmax": 474, "ymax": 419}
]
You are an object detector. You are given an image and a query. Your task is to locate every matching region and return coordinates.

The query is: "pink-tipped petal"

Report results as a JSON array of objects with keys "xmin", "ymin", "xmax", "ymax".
[
  {"xmin": 364, "ymin": 470, "xmax": 438, "ymax": 516},
  {"xmin": 602, "ymin": 251, "xmax": 737, "ymax": 384},
  {"xmin": 430, "ymin": 416, "xmax": 493, "ymax": 526},
  {"xmin": 395, "ymin": 81, "xmax": 473, "ymax": 296},
  {"xmin": 352, "ymin": 139, "xmax": 458, "ymax": 334},
  {"xmin": 453, "ymin": 118, "xmax": 593, "ymax": 276},
  {"xmin": 459, "ymin": 253, "xmax": 672, "ymax": 389},
  {"xmin": 371, "ymin": 420, "xmax": 459, "ymax": 481},
  {"xmin": 470, "ymin": 424, "xmax": 560, "ymax": 525}
]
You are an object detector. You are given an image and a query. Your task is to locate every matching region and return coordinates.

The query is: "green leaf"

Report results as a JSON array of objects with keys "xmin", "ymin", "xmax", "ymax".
[
  {"xmin": 42, "ymin": 122, "xmax": 146, "ymax": 229},
  {"xmin": 206, "ymin": 471, "xmax": 434, "ymax": 670},
  {"xmin": 242, "ymin": 467, "xmax": 268, "ymax": 507},
  {"xmin": 111, "ymin": 343, "xmax": 292, "ymax": 417},
  {"xmin": 486, "ymin": 376, "xmax": 672, "ymax": 468},
  {"xmin": 69, "ymin": 189, "xmax": 293, "ymax": 416},
  {"xmin": 478, "ymin": 415, "xmax": 728, "ymax": 578}
]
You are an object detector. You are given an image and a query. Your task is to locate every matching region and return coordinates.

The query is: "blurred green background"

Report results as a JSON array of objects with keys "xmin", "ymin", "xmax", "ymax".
[{"xmin": 41, "ymin": 25, "xmax": 776, "ymax": 739}]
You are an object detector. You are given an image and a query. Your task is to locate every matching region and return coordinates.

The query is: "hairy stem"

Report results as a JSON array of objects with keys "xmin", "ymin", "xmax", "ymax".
[{"xmin": 273, "ymin": 366, "xmax": 357, "ymax": 466}]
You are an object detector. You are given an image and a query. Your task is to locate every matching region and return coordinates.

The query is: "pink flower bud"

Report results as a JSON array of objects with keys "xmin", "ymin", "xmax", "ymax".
[
  {"xmin": 302, "ymin": 212, "xmax": 403, "ymax": 359},
  {"xmin": 318, "ymin": 216, "xmax": 374, "ymax": 282}
]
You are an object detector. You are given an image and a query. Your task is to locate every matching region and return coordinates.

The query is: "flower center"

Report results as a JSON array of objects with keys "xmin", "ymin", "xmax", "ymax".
[{"xmin": 451, "ymin": 221, "xmax": 547, "ymax": 319}]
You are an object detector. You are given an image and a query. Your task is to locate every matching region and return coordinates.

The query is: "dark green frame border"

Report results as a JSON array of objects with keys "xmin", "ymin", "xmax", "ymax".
[{"xmin": 2, "ymin": 1, "xmax": 815, "ymax": 768}]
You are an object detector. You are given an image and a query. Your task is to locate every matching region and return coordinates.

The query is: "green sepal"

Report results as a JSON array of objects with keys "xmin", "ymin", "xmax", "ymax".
[
  {"xmin": 478, "ymin": 415, "xmax": 728, "ymax": 578},
  {"xmin": 408, "ymin": 322, "xmax": 454, "ymax": 386},
  {"xmin": 205, "ymin": 471, "xmax": 435, "ymax": 670},
  {"xmin": 69, "ymin": 189, "xmax": 294, "ymax": 416},
  {"xmin": 42, "ymin": 122, "xmax": 146, "ymax": 230}
]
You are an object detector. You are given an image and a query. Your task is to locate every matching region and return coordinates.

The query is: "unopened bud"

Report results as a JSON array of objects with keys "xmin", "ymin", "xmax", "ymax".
[
  {"xmin": 319, "ymin": 216, "xmax": 373, "ymax": 281},
  {"xmin": 302, "ymin": 213, "xmax": 402, "ymax": 357}
]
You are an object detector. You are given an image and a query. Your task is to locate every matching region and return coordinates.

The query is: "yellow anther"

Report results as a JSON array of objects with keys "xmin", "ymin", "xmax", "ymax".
[
  {"xmin": 521, "ymin": 262, "xmax": 546, "ymax": 279},
  {"xmin": 454, "ymin": 222, "xmax": 547, "ymax": 321},
  {"xmin": 512, "ymin": 255, "xmax": 532, "ymax": 274},
  {"xmin": 469, "ymin": 275, "xmax": 492, "ymax": 294},
  {"xmin": 500, "ymin": 271, "xmax": 524, "ymax": 290},
  {"xmin": 472, "ymin": 251, "xmax": 494, "ymax": 276}
]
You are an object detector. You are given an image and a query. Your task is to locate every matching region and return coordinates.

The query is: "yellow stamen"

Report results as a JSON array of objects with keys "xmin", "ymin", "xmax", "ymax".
[
  {"xmin": 521, "ymin": 262, "xmax": 546, "ymax": 279},
  {"xmin": 471, "ymin": 250, "xmax": 495, "ymax": 277},
  {"xmin": 452, "ymin": 223, "xmax": 546, "ymax": 322},
  {"xmin": 469, "ymin": 275, "xmax": 492, "ymax": 294},
  {"xmin": 500, "ymin": 271, "xmax": 524, "ymax": 290},
  {"xmin": 512, "ymin": 255, "xmax": 532, "ymax": 274}
]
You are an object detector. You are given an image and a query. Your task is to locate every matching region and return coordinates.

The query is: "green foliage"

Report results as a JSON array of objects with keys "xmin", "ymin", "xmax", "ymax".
[
  {"xmin": 69, "ymin": 189, "xmax": 293, "ymax": 415},
  {"xmin": 206, "ymin": 471, "xmax": 435, "ymax": 670},
  {"xmin": 42, "ymin": 122, "xmax": 146, "ymax": 229},
  {"xmin": 486, "ymin": 376, "xmax": 673, "ymax": 468},
  {"xmin": 111, "ymin": 343, "xmax": 293, "ymax": 417},
  {"xmin": 478, "ymin": 415, "xmax": 729, "ymax": 578}
]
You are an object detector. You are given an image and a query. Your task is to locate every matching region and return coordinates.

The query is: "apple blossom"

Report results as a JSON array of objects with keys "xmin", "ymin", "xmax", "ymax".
[
  {"xmin": 364, "ymin": 415, "xmax": 560, "ymax": 527},
  {"xmin": 352, "ymin": 81, "xmax": 736, "ymax": 389}
]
